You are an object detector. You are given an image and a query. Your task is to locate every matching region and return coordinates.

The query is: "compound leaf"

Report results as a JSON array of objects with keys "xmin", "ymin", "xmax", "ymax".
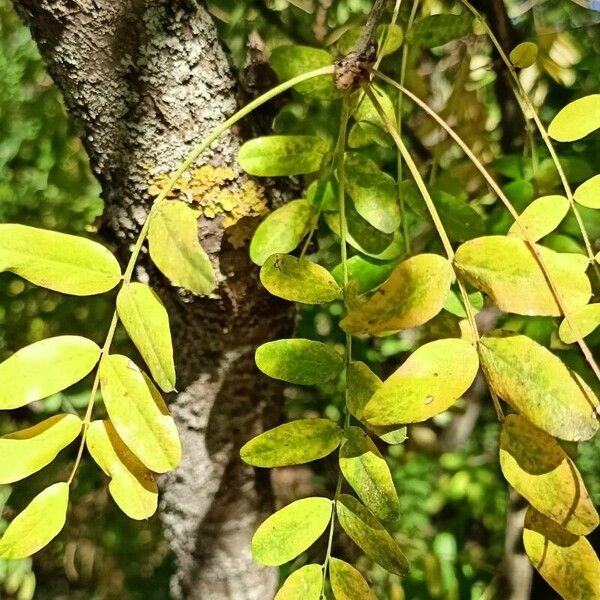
[
  {"xmin": 0, "ymin": 414, "xmax": 82, "ymax": 484},
  {"xmin": 523, "ymin": 507, "xmax": 600, "ymax": 599},
  {"xmin": 454, "ymin": 236, "xmax": 591, "ymax": 316},
  {"xmin": 0, "ymin": 224, "xmax": 121, "ymax": 296},
  {"xmin": 339, "ymin": 427, "xmax": 399, "ymax": 520},
  {"xmin": 336, "ymin": 494, "xmax": 408, "ymax": 576},
  {"xmin": 479, "ymin": 332, "xmax": 599, "ymax": 441},
  {"xmin": 260, "ymin": 254, "xmax": 342, "ymax": 304},
  {"xmin": 0, "ymin": 336, "xmax": 100, "ymax": 409},
  {"xmin": 86, "ymin": 420, "xmax": 158, "ymax": 520},
  {"xmin": 241, "ymin": 419, "xmax": 342, "ymax": 467},
  {"xmin": 252, "ymin": 497, "xmax": 332, "ymax": 566},
  {"xmin": 255, "ymin": 339, "xmax": 344, "ymax": 385},
  {"xmin": 148, "ymin": 200, "xmax": 215, "ymax": 295},
  {"xmin": 341, "ymin": 254, "xmax": 454, "ymax": 335},
  {"xmin": 364, "ymin": 338, "xmax": 479, "ymax": 426},
  {"xmin": 250, "ymin": 200, "xmax": 315, "ymax": 266},
  {"xmin": 99, "ymin": 355, "xmax": 181, "ymax": 473},
  {"xmin": 0, "ymin": 482, "xmax": 69, "ymax": 559},
  {"xmin": 239, "ymin": 136, "xmax": 329, "ymax": 177},
  {"xmin": 117, "ymin": 283, "xmax": 175, "ymax": 392},
  {"xmin": 500, "ymin": 415, "xmax": 598, "ymax": 535}
]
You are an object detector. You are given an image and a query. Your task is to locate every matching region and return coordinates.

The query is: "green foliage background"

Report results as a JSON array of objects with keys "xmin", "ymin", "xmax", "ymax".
[{"xmin": 0, "ymin": 0, "xmax": 599, "ymax": 598}]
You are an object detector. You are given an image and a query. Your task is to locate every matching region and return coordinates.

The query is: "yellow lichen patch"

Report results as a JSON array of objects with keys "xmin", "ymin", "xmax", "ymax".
[{"xmin": 148, "ymin": 165, "xmax": 269, "ymax": 248}]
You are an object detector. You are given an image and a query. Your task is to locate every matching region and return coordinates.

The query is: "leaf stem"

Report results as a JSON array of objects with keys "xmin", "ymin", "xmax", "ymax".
[
  {"xmin": 66, "ymin": 65, "xmax": 337, "ymax": 486},
  {"xmin": 373, "ymin": 70, "xmax": 600, "ymax": 385}
]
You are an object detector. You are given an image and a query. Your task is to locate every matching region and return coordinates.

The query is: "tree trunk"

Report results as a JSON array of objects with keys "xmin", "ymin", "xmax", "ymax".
[{"xmin": 11, "ymin": 1, "xmax": 289, "ymax": 597}]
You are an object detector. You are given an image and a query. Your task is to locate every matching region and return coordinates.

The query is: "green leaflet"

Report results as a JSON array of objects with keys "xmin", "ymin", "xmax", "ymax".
[
  {"xmin": 345, "ymin": 153, "xmax": 400, "ymax": 234},
  {"xmin": 364, "ymin": 338, "xmax": 479, "ymax": 426},
  {"xmin": 251, "ymin": 497, "xmax": 332, "ymax": 566},
  {"xmin": 117, "ymin": 283, "xmax": 175, "ymax": 392},
  {"xmin": 274, "ymin": 564, "xmax": 323, "ymax": 600},
  {"xmin": 499, "ymin": 415, "xmax": 598, "ymax": 535},
  {"xmin": 339, "ymin": 427, "xmax": 399, "ymax": 521},
  {"xmin": 341, "ymin": 254, "xmax": 454, "ymax": 335},
  {"xmin": 0, "ymin": 336, "xmax": 100, "ymax": 409},
  {"xmin": 337, "ymin": 24, "xmax": 403, "ymax": 57},
  {"xmin": 238, "ymin": 136, "xmax": 330, "ymax": 177},
  {"xmin": 573, "ymin": 174, "xmax": 600, "ymax": 209},
  {"xmin": 434, "ymin": 192, "xmax": 485, "ymax": 243},
  {"xmin": 0, "ymin": 224, "xmax": 121, "ymax": 296},
  {"xmin": 270, "ymin": 45, "xmax": 338, "ymax": 100},
  {"xmin": 558, "ymin": 304, "xmax": 600, "ymax": 344},
  {"xmin": 99, "ymin": 355, "xmax": 181, "ymax": 473},
  {"xmin": 260, "ymin": 254, "xmax": 342, "ymax": 304},
  {"xmin": 255, "ymin": 339, "xmax": 344, "ymax": 385},
  {"xmin": 508, "ymin": 195, "xmax": 569, "ymax": 242},
  {"xmin": 240, "ymin": 419, "xmax": 342, "ymax": 467},
  {"xmin": 330, "ymin": 558, "xmax": 377, "ymax": 600},
  {"xmin": 147, "ymin": 200, "xmax": 216, "ymax": 295},
  {"xmin": 509, "ymin": 42, "xmax": 538, "ymax": 68},
  {"xmin": 336, "ymin": 494, "xmax": 408, "ymax": 576},
  {"xmin": 332, "ymin": 256, "xmax": 396, "ymax": 295},
  {"xmin": 250, "ymin": 200, "xmax": 315, "ymax": 266},
  {"xmin": 346, "ymin": 362, "xmax": 407, "ymax": 444},
  {"xmin": 454, "ymin": 236, "xmax": 591, "ymax": 317},
  {"xmin": 0, "ymin": 414, "xmax": 82, "ymax": 484},
  {"xmin": 479, "ymin": 332, "xmax": 599, "ymax": 441},
  {"xmin": 86, "ymin": 420, "xmax": 158, "ymax": 521},
  {"xmin": 548, "ymin": 95, "xmax": 600, "ymax": 142},
  {"xmin": 443, "ymin": 288, "xmax": 484, "ymax": 318},
  {"xmin": 523, "ymin": 507, "xmax": 600, "ymax": 600},
  {"xmin": 349, "ymin": 86, "xmax": 396, "ymax": 148},
  {"xmin": 0, "ymin": 482, "xmax": 69, "ymax": 559},
  {"xmin": 407, "ymin": 14, "xmax": 472, "ymax": 48}
]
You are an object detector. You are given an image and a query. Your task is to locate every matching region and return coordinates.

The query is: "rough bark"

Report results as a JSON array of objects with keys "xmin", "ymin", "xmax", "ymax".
[{"xmin": 12, "ymin": 1, "xmax": 289, "ymax": 598}]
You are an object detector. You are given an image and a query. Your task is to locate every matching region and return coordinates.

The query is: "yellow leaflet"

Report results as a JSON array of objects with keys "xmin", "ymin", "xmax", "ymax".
[
  {"xmin": 508, "ymin": 195, "xmax": 569, "ymax": 242},
  {"xmin": 274, "ymin": 564, "xmax": 322, "ymax": 600}
]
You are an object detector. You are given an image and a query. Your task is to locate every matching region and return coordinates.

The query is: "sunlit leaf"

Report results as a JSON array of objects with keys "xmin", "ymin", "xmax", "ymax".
[
  {"xmin": 241, "ymin": 419, "xmax": 342, "ymax": 467},
  {"xmin": 508, "ymin": 195, "xmax": 569, "ymax": 241},
  {"xmin": 330, "ymin": 558, "xmax": 377, "ymax": 600},
  {"xmin": 0, "ymin": 482, "xmax": 69, "ymax": 559},
  {"xmin": 0, "ymin": 224, "xmax": 121, "ymax": 296},
  {"xmin": 559, "ymin": 304, "xmax": 600, "ymax": 344},
  {"xmin": 86, "ymin": 420, "xmax": 158, "ymax": 520},
  {"xmin": 0, "ymin": 336, "xmax": 100, "ymax": 410},
  {"xmin": 346, "ymin": 362, "xmax": 407, "ymax": 444},
  {"xmin": 408, "ymin": 14, "xmax": 472, "ymax": 48},
  {"xmin": 332, "ymin": 256, "xmax": 396, "ymax": 295},
  {"xmin": 99, "ymin": 355, "xmax": 181, "ymax": 473},
  {"xmin": 238, "ymin": 136, "xmax": 329, "ymax": 176},
  {"xmin": 345, "ymin": 153, "xmax": 400, "ymax": 234},
  {"xmin": 336, "ymin": 494, "xmax": 408, "ymax": 576},
  {"xmin": 260, "ymin": 254, "xmax": 342, "ymax": 304},
  {"xmin": 0, "ymin": 414, "xmax": 81, "ymax": 484},
  {"xmin": 523, "ymin": 507, "xmax": 600, "ymax": 599},
  {"xmin": 479, "ymin": 332, "xmax": 599, "ymax": 441},
  {"xmin": 117, "ymin": 283, "xmax": 175, "ymax": 392},
  {"xmin": 270, "ymin": 46, "xmax": 338, "ymax": 100},
  {"xmin": 500, "ymin": 414, "xmax": 598, "ymax": 535},
  {"xmin": 341, "ymin": 254, "xmax": 453, "ymax": 336},
  {"xmin": 548, "ymin": 95, "xmax": 600, "ymax": 142},
  {"xmin": 252, "ymin": 497, "xmax": 332, "ymax": 566},
  {"xmin": 454, "ymin": 236, "xmax": 591, "ymax": 316},
  {"xmin": 255, "ymin": 339, "xmax": 344, "ymax": 385},
  {"xmin": 339, "ymin": 427, "xmax": 398, "ymax": 521},
  {"xmin": 573, "ymin": 174, "xmax": 600, "ymax": 209},
  {"xmin": 148, "ymin": 200, "xmax": 215, "ymax": 295},
  {"xmin": 509, "ymin": 42, "xmax": 538, "ymax": 68},
  {"xmin": 364, "ymin": 338, "xmax": 479, "ymax": 426},
  {"xmin": 250, "ymin": 200, "xmax": 315, "ymax": 266},
  {"xmin": 274, "ymin": 564, "xmax": 323, "ymax": 600}
]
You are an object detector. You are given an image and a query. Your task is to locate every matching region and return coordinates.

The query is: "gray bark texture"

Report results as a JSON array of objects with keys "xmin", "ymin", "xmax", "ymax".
[{"xmin": 11, "ymin": 1, "xmax": 290, "ymax": 598}]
